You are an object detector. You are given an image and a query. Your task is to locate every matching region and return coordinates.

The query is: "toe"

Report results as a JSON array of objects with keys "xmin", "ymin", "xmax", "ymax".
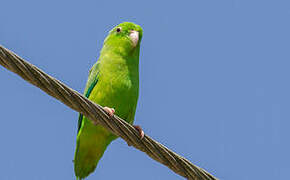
[
  {"xmin": 103, "ymin": 107, "xmax": 115, "ymax": 117},
  {"xmin": 133, "ymin": 125, "xmax": 144, "ymax": 139}
]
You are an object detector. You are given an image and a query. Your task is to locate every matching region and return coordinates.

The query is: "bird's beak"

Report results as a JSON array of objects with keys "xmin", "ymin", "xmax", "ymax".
[{"xmin": 129, "ymin": 30, "xmax": 139, "ymax": 47}]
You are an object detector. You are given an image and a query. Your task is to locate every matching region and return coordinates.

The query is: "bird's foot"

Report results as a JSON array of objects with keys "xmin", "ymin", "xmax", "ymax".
[
  {"xmin": 127, "ymin": 125, "xmax": 144, "ymax": 146},
  {"xmin": 134, "ymin": 125, "xmax": 144, "ymax": 139},
  {"xmin": 103, "ymin": 107, "xmax": 115, "ymax": 117}
]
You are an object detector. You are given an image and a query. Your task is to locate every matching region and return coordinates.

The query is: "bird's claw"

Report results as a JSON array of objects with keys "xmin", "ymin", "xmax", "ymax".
[
  {"xmin": 127, "ymin": 125, "xmax": 144, "ymax": 146},
  {"xmin": 134, "ymin": 125, "xmax": 144, "ymax": 139},
  {"xmin": 103, "ymin": 107, "xmax": 115, "ymax": 117}
]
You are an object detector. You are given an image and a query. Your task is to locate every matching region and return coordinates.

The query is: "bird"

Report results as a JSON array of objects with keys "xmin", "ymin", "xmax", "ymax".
[{"xmin": 74, "ymin": 22, "xmax": 144, "ymax": 179}]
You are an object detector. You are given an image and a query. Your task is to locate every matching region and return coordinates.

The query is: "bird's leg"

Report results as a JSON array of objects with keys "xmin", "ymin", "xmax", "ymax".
[{"xmin": 103, "ymin": 107, "xmax": 115, "ymax": 117}]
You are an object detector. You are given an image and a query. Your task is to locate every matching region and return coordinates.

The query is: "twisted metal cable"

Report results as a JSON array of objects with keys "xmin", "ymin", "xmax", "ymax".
[{"xmin": 0, "ymin": 45, "xmax": 218, "ymax": 180}]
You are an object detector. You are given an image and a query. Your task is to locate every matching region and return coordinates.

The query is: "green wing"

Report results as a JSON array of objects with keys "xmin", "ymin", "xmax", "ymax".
[{"xmin": 77, "ymin": 61, "xmax": 100, "ymax": 132}]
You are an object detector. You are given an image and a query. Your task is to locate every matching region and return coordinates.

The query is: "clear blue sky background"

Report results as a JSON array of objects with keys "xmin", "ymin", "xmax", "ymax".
[{"xmin": 0, "ymin": 0, "xmax": 289, "ymax": 179}]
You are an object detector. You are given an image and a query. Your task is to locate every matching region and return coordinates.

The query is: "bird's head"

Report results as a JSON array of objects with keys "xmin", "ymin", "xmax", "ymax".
[{"xmin": 103, "ymin": 22, "xmax": 143, "ymax": 55}]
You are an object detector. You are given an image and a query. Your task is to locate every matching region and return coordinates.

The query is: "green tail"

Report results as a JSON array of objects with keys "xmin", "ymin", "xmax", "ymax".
[{"xmin": 74, "ymin": 120, "xmax": 116, "ymax": 179}]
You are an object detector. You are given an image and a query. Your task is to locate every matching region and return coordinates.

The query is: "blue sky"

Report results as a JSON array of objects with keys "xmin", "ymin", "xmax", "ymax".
[{"xmin": 0, "ymin": 0, "xmax": 289, "ymax": 179}]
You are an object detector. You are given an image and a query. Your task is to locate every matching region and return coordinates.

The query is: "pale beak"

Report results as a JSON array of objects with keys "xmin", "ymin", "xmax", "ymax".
[{"xmin": 129, "ymin": 30, "xmax": 139, "ymax": 47}]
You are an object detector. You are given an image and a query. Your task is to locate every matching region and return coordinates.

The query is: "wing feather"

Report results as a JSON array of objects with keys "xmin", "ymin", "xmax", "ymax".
[{"xmin": 77, "ymin": 61, "xmax": 100, "ymax": 132}]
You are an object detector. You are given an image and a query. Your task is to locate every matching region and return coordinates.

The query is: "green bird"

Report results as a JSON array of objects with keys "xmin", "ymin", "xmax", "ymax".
[{"xmin": 74, "ymin": 22, "xmax": 144, "ymax": 179}]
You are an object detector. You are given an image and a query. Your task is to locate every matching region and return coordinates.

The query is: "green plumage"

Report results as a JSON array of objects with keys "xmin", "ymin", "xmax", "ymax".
[{"xmin": 74, "ymin": 22, "xmax": 143, "ymax": 179}]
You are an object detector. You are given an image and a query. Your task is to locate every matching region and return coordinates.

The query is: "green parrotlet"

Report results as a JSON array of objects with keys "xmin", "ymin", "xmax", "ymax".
[{"xmin": 74, "ymin": 22, "xmax": 144, "ymax": 179}]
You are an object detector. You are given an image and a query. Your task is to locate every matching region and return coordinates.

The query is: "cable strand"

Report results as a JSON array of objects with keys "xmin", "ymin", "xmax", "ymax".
[{"xmin": 0, "ymin": 45, "xmax": 218, "ymax": 180}]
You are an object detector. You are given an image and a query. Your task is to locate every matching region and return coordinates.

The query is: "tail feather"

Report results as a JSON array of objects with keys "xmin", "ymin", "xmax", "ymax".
[{"xmin": 74, "ymin": 123, "xmax": 115, "ymax": 179}]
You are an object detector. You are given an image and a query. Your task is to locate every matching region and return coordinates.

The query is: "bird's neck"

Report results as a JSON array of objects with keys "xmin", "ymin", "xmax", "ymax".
[
  {"xmin": 99, "ymin": 47, "xmax": 140, "ymax": 78},
  {"xmin": 100, "ymin": 44, "xmax": 140, "ymax": 68}
]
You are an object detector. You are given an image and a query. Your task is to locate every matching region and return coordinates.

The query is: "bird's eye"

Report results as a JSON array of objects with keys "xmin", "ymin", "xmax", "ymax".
[{"xmin": 116, "ymin": 27, "xmax": 121, "ymax": 33}]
